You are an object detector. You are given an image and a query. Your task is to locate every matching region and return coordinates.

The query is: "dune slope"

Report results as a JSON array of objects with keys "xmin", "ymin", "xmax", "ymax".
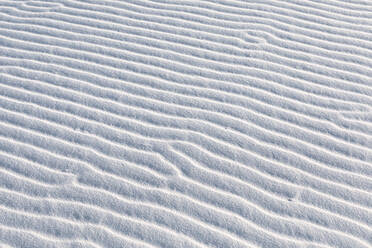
[{"xmin": 0, "ymin": 0, "xmax": 371, "ymax": 247}]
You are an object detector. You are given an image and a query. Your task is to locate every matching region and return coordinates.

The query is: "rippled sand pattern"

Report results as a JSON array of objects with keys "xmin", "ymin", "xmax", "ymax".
[{"xmin": 0, "ymin": 0, "xmax": 371, "ymax": 247}]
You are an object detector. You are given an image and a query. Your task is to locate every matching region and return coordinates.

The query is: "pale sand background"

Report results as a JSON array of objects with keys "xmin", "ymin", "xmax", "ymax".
[{"xmin": 0, "ymin": 0, "xmax": 371, "ymax": 247}]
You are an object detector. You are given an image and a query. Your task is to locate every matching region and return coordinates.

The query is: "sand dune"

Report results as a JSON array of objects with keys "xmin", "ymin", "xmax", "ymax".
[{"xmin": 0, "ymin": 0, "xmax": 371, "ymax": 247}]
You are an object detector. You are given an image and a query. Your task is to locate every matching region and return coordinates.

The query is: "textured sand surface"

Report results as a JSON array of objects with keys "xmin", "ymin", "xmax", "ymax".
[{"xmin": 0, "ymin": 0, "xmax": 371, "ymax": 247}]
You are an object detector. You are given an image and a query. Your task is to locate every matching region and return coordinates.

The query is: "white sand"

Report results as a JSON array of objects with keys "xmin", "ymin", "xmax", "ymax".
[{"xmin": 0, "ymin": 0, "xmax": 371, "ymax": 247}]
